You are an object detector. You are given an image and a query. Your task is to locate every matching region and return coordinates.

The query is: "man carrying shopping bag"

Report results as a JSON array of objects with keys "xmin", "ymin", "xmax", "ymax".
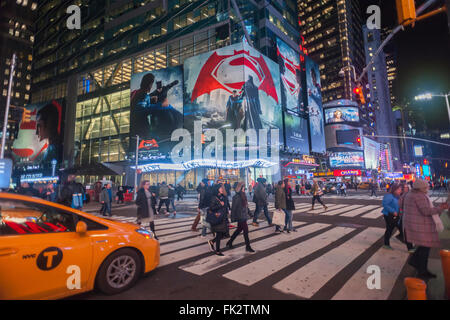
[{"xmin": 274, "ymin": 180, "xmax": 287, "ymax": 233}]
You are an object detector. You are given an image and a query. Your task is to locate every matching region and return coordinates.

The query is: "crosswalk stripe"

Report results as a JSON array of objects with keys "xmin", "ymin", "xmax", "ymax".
[
  {"xmin": 156, "ymin": 220, "xmax": 197, "ymax": 231},
  {"xmin": 321, "ymin": 205, "xmax": 365, "ymax": 216},
  {"xmin": 222, "ymin": 225, "xmax": 354, "ymax": 286},
  {"xmin": 360, "ymin": 207, "xmax": 383, "ymax": 219},
  {"xmin": 179, "ymin": 222, "xmax": 312, "ymax": 276},
  {"xmin": 157, "ymin": 225, "xmax": 195, "ymax": 236},
  {"xmin": 305, "ymin": 204, "xmax": 346, "ymax": 214},
  {"xmin": 272, "ymin": 227, "xmax": 384, "ymax": 299},
  {"xmin": 331, "ymin": 238, "xmax": 410, "ymax": 300},
  {"xmin": 339, "ymin": 205, "xmax": 380, "ymax": 217},
  {"xmin": 159, "ymin": 221, "xmax": 279, "ymax": 267}
]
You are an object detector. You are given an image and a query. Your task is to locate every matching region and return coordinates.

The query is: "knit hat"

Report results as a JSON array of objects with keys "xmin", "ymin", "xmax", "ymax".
[{"xmin": 412, "ymin": 179, "xmax": 429, "ymax": 190}]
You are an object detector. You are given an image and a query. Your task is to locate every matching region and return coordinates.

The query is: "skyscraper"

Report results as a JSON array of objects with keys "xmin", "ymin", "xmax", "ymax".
[
  {"xmin": 297, "ymin": 0, "xmax": 366, "ymax": 103},
  {"xmin": 0, "ymin": 0, "xmax": 38, "ymax": 158}
]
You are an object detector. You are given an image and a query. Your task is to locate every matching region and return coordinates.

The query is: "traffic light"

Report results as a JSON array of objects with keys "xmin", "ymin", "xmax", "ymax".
[
  {"xmin": 423, "ymin": 159, "xmax": 428, "ymax": 165},
  {"xmin": 356, "ymin": 135, "xmax": 362, "ymax": 147},
  {"xmin": 396, "ymin": 0, "xmax": 416, "ymax": 25},
  {"xmin": 353, "ymin": 86, "xmax": 366, "ymax": 105},
  {"xmin": 21, "ymin": 109, "xmax": 31, "ymax": 123},
  {"xmin": 201, "ymin": 133, "xmax": 205, "ymax": 144}
]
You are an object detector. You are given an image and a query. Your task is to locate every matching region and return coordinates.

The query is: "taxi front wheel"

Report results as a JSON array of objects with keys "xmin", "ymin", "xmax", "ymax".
[{"xmin": 96, "ymin": 248, "xmax": 143, "ymax": 295}]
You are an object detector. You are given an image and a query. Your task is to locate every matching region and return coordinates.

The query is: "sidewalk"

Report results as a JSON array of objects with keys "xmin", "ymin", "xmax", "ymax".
[{"xmin": 82, "ymin": 201, "xmax": 134, "ymax": 213}]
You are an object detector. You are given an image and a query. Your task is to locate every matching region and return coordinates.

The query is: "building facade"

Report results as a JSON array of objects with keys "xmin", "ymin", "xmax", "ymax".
[{"xmin": 29, "ymin": 0, "xmax": 303, "ymax": 187}]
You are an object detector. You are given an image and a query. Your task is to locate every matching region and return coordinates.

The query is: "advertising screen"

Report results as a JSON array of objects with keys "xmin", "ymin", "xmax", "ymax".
[
  {"xmin": 129, "ymin": 66, "xmax": 184, "ymax": 156},
  {"xmin": 283, "ymin": 112, "xmax": 310, "ymax": 154},
  {"xmin": 305, "ymin": 56, "xmax": 326, "ymax": 153},
  {"xmin": 329, "ymin": 152, "xmax": 365, "ymax": 168},
  {"xmin": 183, "ymin": 42, "xmax": 282, "ymax": 137},
  {"xmin": 276, "ymin": 38, "xmax": 305, "ymax": 113},
  {"xmin": 11, "ymin": 99, "xmax": 65, "ymax": 167},
  {"xmin": 414, "ymin": 145, "xmax": 424, "ymax": 157},
  {"xmin": 325, "ymin": 107, "xmax": 359, "ymax": 124},
  {"xmin": 364, "ymin": 137, "xmax": 380, "ymax": 170}
]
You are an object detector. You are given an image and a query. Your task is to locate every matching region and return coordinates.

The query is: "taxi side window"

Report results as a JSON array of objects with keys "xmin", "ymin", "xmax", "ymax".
[
  {"xmin": 76, "ymin": 216, "xmax": 108, "ymax": 231},
  {"xmin": 0, "ymin": 199, "xmax": 75, "ymax": 236}
]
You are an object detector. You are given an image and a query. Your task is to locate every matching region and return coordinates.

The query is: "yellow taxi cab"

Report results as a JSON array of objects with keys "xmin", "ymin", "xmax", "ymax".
[
  {"xmin": 358, "ymin": 182, "xmax": 370, "ymax": 190},
  {"xmin": 0, "ymin": 192, "xmax": 159, "ymax": 300}
]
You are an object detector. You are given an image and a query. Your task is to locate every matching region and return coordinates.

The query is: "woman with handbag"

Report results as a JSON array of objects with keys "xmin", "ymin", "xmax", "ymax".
[
  {"xmin": 207, "ymin": 184, "xmax": 229, "ymax": 256},
  {"xmin": 274, "ymin": 181, "xmax": 287, "ymax": 233},
  {"xmin": 284, "ymin": 179, "xmax": 296, "ymax": 233},
  {"xmin": 136, "ymin": 180, "xmax": 158, "ymax": 240},
  {"xmin": 226, "ymin": 182, "xmax": 255, "ymax": 252},
  {"xmin": 403, "ymin": 179, "xmax": 448, "ymax": 279}
]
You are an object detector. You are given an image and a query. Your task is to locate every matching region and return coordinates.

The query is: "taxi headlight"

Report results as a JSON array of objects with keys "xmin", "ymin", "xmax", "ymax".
[{"xmin": 135, "ymin": 228, "xmax": 154, "ymax": 239}]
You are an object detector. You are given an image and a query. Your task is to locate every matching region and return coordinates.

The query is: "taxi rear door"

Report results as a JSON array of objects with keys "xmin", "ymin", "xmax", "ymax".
[{"xmin": 0, "ymin": 199, "xmax": 93, "ymax": 300}]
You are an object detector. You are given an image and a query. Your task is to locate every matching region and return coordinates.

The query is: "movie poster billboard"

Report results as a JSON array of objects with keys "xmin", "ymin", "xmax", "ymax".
[
  {"xmin": 129, "ymin": 66, "xmax": 184, "ymax": 157},
  {"xmin": 364, "ymin": 137, "xmax": 381, "ymax": 170},
  {"xmin": 305, "ymin": 56, "xmax": 326, "ymax": 153},
  {"xmin": 284, "ymin": 112, "xmax": 310, "ymax": 155},
  {"xmin": 11, "ymin": 99, "xmax": 65, "ymax": 167},
  {"xmin": 183, "ymin": 42, "xmax": 282, "ymax": 141},
  {"xmin": 276, "ymin": 38, "xmax": 304, "ymax": 114},
  {"xmin": 325, "ymin": 107, "xmax": 359, "ymax": 124},
  {"xmin": 329, "ymin": 152, "xmax": 365, "ymax": 168}
]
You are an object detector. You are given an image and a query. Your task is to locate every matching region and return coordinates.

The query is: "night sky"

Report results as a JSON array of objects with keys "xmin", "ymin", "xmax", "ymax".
[{"xmin": 362, "ymin": 0, "xmax": 450, "ymax": 132}]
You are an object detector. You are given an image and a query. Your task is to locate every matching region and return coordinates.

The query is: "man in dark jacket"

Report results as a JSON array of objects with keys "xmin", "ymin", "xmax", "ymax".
[
  {"xmin": 369, "ymin": 180, "xmax": 377, "ymax": 197},
  {"xmin": 252, "ymin": 178, "xmax": 272, "ymax": 227},
  {"xmin": 100, "ymin": 183, "xmax": 113, "ymax": 216},
  {"xmin": 18, "ymin": 182, "xmax": 39, "ymax": 197},
  {"xmin": 157, "ymin": 182, "xmax": 170, "ymax": 214},
  {"xmin": 191, "ymin": 179, "xmax": 209, "ymax": 232},
  {"xmin": 59, "ymin": 175, "xmax": 85, "ymax": 209}
]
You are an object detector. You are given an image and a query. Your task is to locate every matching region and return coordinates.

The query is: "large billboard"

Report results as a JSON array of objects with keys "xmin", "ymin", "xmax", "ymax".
[
  {"xmin": 276, "ymin": 38, "xmax": 304, "ymax": 114},
  {"xmin": 305, "ymin": 56, "xmax": 326, "ymax": 153},
  {"xmin": 183, "ymin": 42, "xmax": 282, "ymax": 136},
  {"xmin": 364, "ymin": 137, "xmax": 381, "ymax": 170},
  {"xmin": 325, "ymin": 107, "xmax": 359, "ymax": 124},
  {"xmin": 11, "ymin": 99, "xmax": 65, "ymax": 167},
  {"xmin": 283, "ymin": 112, "xmax": 310, "ymax": 154},
  {"xmin": 329, "ymin": 152, "xmax": 365, "ymax": 168},
  {"xmin": 129, "ymin": 66, "xmax": 184, "ymax": 156}
]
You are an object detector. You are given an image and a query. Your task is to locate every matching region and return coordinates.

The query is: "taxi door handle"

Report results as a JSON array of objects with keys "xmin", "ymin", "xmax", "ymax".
[{"xmin": 0, "ymin": 248, "xmax": 18, "ymax": 256}]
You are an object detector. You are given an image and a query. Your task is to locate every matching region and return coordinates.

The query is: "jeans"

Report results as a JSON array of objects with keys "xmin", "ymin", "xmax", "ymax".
[
  {"xmin": 253, "ymin": 203, "xmax": 271, "ymax": 224},
  {"xmin": 158, "ymin": 198, "xmax": 170, "ymax": 213},
  {"xmin": 409, "ymin": 246, "xmax": 431, "ymax": 274},
  {"xmin": 200, "ymin": 208, "xmax": 208, "ymax": 236},
  {"xmin": 284, "ymin": 209, "xmax": 293, "ymax": 230},
  {"xmin": 170, "ymin": 198, "xmax": 176, "ymax": 212},
  {"xmin": 383, "ymin": 213, "xmax": 399, "ymax": 246},
  {"xmin": 312, "ymin": 195, "xmax": 324, "ymax": 207},
  {"xmin": 370, "ymin": 189, "xmax": 377, "ymax": 197},
  {"xmin": 229, "ymin": 221, "xmax": 251, "ymax": 247},
  {"xmin": 101, "ymin": 201, "xmax": 112, "ymax": 216}
]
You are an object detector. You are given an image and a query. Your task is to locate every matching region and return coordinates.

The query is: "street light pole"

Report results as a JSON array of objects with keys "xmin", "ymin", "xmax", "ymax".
[
  {"xmin": 1, "ymin": 53, "xmax": 16, "ymax": 159},
  {"xmin": 134, "ymin": 135, "xmax": 139, "ymax": 200}
]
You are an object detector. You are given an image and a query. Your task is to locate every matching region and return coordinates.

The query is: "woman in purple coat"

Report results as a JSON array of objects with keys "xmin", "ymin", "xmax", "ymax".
[{"xmin": 403, "ymin": 179, "xmax": 448, "ymax": 279}]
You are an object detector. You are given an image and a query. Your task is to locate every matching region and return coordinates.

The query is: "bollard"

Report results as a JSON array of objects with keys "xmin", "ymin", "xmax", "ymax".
[
  {"xmin": 404, "ymin": 277, "xmax": 427, "ymax": 300},
  {"xmin": 440, "ymin": 249, "xmax": 450, "ymax": 300}
]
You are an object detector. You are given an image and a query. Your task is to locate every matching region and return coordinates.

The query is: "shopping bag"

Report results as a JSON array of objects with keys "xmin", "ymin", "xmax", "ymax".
[{"xmin": 272, "ymin": 209, "xmax": 285, "ymax": 226}]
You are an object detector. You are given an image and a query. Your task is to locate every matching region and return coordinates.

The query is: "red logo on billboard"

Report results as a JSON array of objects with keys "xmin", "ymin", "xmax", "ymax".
[
  {"xmin": 191, "ymin": 48, "xmax": 279, "ymax": 103},
  {"xmin": 277, "ymin": 47, "xmax": 300, "ymax": 97},
  {"xmin": 138, "ymin": 139, "xmax": 159, "ymax": 150},
  {"xmin": 333, "ymin": 170, "xmax": 361, "ymax": 176}
]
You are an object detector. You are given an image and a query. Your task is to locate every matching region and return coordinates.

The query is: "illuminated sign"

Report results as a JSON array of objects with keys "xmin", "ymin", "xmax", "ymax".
[
  {"xmin": 134, "ymin": 158, "xmax": 277, "ymax": 173},
  {"xmin": 422, "ymin": 165, "xmax": 431, "ymax": 177},
  {"xmin": 0, "ymin": 159, "xmax": 13, "ymax": 188},
  {"xmin": 285, "ymin": 155, "xmax": 318, "ymax": 167},
  {"xmin": 138, "ymin": 139, "xmax": 159, "ymax": 150},
  {"xmin": 313, "ymin": 171, "xmax": 334, "ymax": 177},
  {"xmin": 333, "ymin": 170, "xmax": 361, "ymax": 176},
  {"xmin": 329, "ymin": 152, "xmax": 364, "ymax": 168}
]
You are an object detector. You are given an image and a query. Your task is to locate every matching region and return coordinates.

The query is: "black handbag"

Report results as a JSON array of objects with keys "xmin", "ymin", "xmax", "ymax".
[{"xmin": 206, "ymin": 208, "xmax": 226, "ymax": 226}]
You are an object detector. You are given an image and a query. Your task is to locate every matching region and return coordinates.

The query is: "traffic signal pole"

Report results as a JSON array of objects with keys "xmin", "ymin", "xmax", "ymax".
[
  {"xmin": 1, "ymin": 53, "xmax": 16, "ymax": 159},
  {"xmin": 357, "ymin": 0, "xmax": 441, "ymax": 84}
]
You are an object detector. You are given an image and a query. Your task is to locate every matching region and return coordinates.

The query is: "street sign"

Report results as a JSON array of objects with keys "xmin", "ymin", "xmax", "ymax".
[{"xmin": 0, "ymin": 158, "xmax": 13, "ymax": 189}]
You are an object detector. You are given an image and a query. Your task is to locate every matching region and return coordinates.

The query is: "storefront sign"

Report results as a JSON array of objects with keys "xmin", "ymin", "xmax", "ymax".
[
  {"xmin": 384, "ymin": 172, "xmax": 403, "ymax": 179},
  {"xmin": 313, "ymin": 171, "xmax": 334, "ymax": 177},
  {"xmin": 333, "ymin": 170, "xmax": 361, "ymax": 176},
  {"xmin": 286, "ymin": 155, "xmax": 318, "ymax": 167}
]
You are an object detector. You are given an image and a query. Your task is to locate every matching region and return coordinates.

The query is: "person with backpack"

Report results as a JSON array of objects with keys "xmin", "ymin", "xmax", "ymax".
[
  {"xmin": 59, "ymin": 174, "xmax": 85, "ymax": 209},
  {"xmin": 252, "ymin": 178, "xmax": 272, "ymax": 227},
  {"xmin": 284, "ymin": 178, "xmax": 296, "ymax": 232},
  {"xmin": 226, "ymin": 182, "xmax": 255, "ymax": 252},
  {"xmin": 136, "ymin": 180, "xmax": 158, "ymax": 240},
  {"xmin": 207, "ymin": 184, "xmax": 229, "ymax": 256},
  {"xmin": 340, "ymin": 182, "xmax": 347, "ymax": 197},
  {"xmin": 157, "ymin": 181, "xmax": 170, "ymax": 214},
  {"xmin": 100, "ymin": 183, "xmax": 113, "ymax": 216}
]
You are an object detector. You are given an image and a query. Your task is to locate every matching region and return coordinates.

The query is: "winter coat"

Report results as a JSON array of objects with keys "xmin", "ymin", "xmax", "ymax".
[
  {"xmin": 168, "ymin": 187, "xmax": 175, "ymax": 199},
  {"xmin": 100, "ymin": 188, "xmax": 113, "ymax": 203},
  {"xmin": 231, "ymin": 192, "xmax": 248, "ymax": 222},
  {"xmin": 59, "ymin": 181, "xmax": 84, "ymax": 207},
  {"xmin": 285, "ymin": 186, "xmax": 295, "ymax": 210},
  {"xmin": 403, "ymin": 190, "xmax": 444, "ymax": 248},
  {"xmin": 159, "ymin": 184, "xmax": 169, "ymax": 198},
  {"xmin": 382, "ymin": 193, "xmax": 399, "ymax": 216},
  {"xmin": 209, "ymin": 193, "xmax": 229, "ymax": 233},
  {"xmin": 254, "ymin": 182, "xmax": 267, "ymax": 205},
  {"xmin": 275, "ymin": 185, "xmax": 286, "ymax": 210},
  {"xmin": 136, "ymin": 188, "xmax": 152, "ymax": 219}
]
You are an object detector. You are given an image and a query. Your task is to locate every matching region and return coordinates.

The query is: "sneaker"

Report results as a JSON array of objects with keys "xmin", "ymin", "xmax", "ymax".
[
  {"xmin": 215, "ymin": 251, "xmax": 224, "ymax": 256},
  {"xmin": 286, "ymin": 229, "xmax": 290, "ymax": 234},
  {"xmin": 292, "ymin": 229, "xmax": 298, "ymax": 232},
  {"xmin": 246, "ymin": 247, "xmax": 255, "ymax": 253},
  {"xmin": 252, "ymin": 222, "xmax": 259, "ymax": 227},
  {"xmin": 324, "ymin": 206, "xmax": 328, "ymax": 211},
  {"xmin": 395, "ymin": 234, "xmax": 404, "ymax": 243},
  {"xmin": 408, "ymin": 248, "xmax": 416, "ymax": 254},
  {"xmin": 382, "ymin": 245, "xmax": 393, "ymax": 250},
  {"xmin": 208, "ymin": 240, "xmax": 215, "ymax": 252}
]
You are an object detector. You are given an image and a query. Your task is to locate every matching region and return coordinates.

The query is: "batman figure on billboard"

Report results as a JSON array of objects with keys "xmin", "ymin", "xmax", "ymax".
[{"xmin": 241, "ymin": 75, "xmax": 263, "ymax": 130}]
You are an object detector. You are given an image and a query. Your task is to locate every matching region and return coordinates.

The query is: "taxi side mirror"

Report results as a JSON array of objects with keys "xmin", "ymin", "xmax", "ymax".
[{"xmin": 76, "ymin": 221, "xmax": 87, "ymax": 234}]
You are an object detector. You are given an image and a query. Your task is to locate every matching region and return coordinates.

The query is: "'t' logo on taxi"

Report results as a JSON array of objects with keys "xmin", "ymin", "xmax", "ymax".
[{"xmin": 36, "ymin": 247, "xmax": 63, "ymax": 271}]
